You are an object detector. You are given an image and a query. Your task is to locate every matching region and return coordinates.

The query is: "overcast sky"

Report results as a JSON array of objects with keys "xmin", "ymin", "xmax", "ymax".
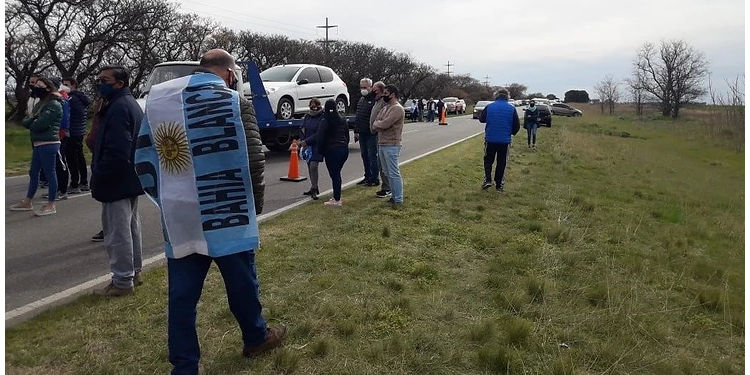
[{"xmin": 176, "ymin": 0, "xmax": 745, "ymax": 101}]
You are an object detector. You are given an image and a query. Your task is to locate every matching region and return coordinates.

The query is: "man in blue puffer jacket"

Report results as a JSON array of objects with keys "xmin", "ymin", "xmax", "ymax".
[
  {"xmin": 63, "ymin": 77, "xmax": 91, "ymax": 193},
  {"xmin": 479, "ymin": 88, "xmax": 520, "ymax": 192}
]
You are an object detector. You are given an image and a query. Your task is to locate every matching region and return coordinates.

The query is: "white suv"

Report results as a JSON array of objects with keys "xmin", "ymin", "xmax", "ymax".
[{"xmin": 253, "ymin": 64, "xmax": 349, "ymax": 119}]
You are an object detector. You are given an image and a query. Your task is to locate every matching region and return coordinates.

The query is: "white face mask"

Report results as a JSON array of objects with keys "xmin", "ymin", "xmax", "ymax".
[
  {"xmin": 360, "ymin": 89, "xmax": 369, "ymax": 96},
  {"xmin": 60, "ymin": 84, "xmax": 71, "ymax": 93}
]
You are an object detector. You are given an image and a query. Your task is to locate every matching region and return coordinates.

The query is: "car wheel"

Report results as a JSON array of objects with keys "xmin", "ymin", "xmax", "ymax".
[
  {"xmin": 335, "ymin": 96, "xmax": 347, "ymax": 115},
  {"xmin": 574, "ymin": 112, "xmax": 582, "ymax": 117},
  {"xmin": 276, "ymin": 97, "xmax": 294, "ymax": 120}
]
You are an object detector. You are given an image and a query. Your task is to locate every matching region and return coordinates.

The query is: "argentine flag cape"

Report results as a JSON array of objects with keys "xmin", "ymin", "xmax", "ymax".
[{"xmin": 134, "ymin": 73, "xmax": 259, "ymax": 259}]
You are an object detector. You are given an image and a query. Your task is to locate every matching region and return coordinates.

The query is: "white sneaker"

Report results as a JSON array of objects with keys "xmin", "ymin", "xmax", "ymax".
[
  {"xmin": 34, "ymin": 205, "xmax": 57, "ymax": 216},
  {"xmin": 323, "ymin": 198, "xmax": 342, "ymax": 207},
  {"xmin": 9, "ymin": 200, "xmax": 33, "ymax": 211}
]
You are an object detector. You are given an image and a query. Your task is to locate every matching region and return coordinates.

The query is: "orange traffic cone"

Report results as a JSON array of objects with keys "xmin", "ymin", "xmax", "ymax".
[
  {"xmin": 439, "ymin": 107, "xmax": 448, "ymax": 125},
  {"xmin": 280, "ymin": 139, "xmax": 308, "ymax": 182}
]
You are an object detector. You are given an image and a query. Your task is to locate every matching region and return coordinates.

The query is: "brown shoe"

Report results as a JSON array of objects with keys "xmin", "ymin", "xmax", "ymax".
[
  {"xmin": 93, "ymin": 282, "xmax": 134, "ymax": 297},
  {"xmin": 242, "ymin": 325, "xmax": 287, "ymax": 357}
]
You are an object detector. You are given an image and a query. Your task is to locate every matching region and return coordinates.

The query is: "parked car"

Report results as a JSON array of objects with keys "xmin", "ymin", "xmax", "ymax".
[
  {"xmin": 442, "ymin": 97, "xmax": 459, "ymax": 114},
  {"xmin": 255, "ymin": 64, "xmax": 349, "ymax": 120},
  {"xmin": 524, "ymin": 104, "xmax": 553, "ymax": 127},
  {"xmin": 472, "ymin": 100, "xmax": 493, "ymax": 119},
  {"xmin": 456, "ymin": 99, "xmax": 466, "ymax": 114},
  {"xmin": 550, "ymin": 103, "xmax": 583, "ymax": 117}
]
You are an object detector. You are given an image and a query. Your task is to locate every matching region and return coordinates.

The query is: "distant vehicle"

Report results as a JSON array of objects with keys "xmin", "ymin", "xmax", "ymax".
[
  {"xmin": 256, "ymin": 64, "xmax": 349, "ymax": 120},
  {"xmin": 551, "ymin": 103, "xmax": 583, "ymax": 117},
  {"xmin": 456, "ymin": 99, "xmax": 466, "ymax": 114},
  {"xmin": 403, "ymin": 99, "xmax": 418, "ymax": 120},
  {"xmin": 442, "ymin": 97, "xmax": 459, "ymax": 114},
  {"xmin": 525, "ymin": 104, "xmax": 553, "ymax": 127},
  {"xmin": 472, "ymin": 100, "xmax": 493, "ymax": 119},
  {"xmin": 531, "ymin": 98, "xmax": 551, "ymax": 106}
]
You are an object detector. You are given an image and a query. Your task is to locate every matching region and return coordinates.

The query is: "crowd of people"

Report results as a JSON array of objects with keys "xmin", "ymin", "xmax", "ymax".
[{"xmin": 7, "ymin": 47, "xmax": 534, "ymax": 374}]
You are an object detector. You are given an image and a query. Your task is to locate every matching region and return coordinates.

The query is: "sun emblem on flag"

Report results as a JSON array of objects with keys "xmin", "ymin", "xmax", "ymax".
[{"xmin": 153, "ymin": 121, "xmax": 191, "ymax": 174}]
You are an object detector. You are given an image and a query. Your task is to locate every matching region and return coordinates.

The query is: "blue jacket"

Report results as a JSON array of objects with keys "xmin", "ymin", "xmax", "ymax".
[
  {"xmin": 91, "ymin": 87, "xmax": 144, "ymax": 202},
  {"xmin": 479, "ymin": 98, "xmax": 520, "ymax": 144},
  {"xmin": 301, "ymin": 111, "xmax": 325, "ymax": 162},
  {"xmin": 68, "ymin": 90, "xmax": 90, "ymax": 137}
]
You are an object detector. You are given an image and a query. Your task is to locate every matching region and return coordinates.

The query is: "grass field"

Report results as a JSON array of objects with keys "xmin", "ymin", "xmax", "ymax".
[
  {"xmin": 5, "ymin": 110, "xmax": 744, "ymax": 374},
  {"xmin": 5, "ymin": 121, "xmax": 94, "ymax": 176}
]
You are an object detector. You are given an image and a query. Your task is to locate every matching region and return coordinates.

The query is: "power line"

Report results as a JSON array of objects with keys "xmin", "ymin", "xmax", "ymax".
[{"xmin": 177, "ymin": 0, "xmax": 317, "ymax": 39}]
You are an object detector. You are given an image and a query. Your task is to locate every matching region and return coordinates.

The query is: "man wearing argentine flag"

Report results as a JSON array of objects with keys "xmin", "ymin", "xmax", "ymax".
[{"xmin": 135, "ymin": 49, "xmax": 285, "ymax": 374}]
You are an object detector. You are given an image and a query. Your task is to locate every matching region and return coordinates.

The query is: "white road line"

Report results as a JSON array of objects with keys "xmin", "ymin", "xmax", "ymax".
[{"xmin": 5, "ymin": 130, "xmax": 484, "ymax": 326}]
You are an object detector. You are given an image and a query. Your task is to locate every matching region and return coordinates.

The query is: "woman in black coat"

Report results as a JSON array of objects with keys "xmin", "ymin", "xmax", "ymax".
[{"xmin": 316, "ymin": 99, "xmax": 350, "ymax": 206}]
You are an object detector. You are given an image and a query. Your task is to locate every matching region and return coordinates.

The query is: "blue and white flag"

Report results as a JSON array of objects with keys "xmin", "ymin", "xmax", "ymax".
[{"xmin": 135, "ymin": 73, "xmax": 259, "ymax": 259}]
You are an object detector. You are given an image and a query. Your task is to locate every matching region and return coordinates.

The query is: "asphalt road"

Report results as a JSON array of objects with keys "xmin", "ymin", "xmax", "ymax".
[{"xmin": 5, "ymin": 115, "xmax": 484, "ymax": 312}]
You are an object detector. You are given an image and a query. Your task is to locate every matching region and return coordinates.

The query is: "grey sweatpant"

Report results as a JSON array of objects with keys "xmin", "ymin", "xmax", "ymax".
[
  {"xmin": 307, "ymin": 161, "xmax": 319, "ymax": 190},
  {"xmin": 102, "ymin": 197, "xmax": 143, "ymax": 288}
]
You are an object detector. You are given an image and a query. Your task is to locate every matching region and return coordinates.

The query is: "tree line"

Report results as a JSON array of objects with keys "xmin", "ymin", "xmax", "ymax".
[{"xmin": 7, "ymin": 0, "xmax": 533, "ymax": 121}]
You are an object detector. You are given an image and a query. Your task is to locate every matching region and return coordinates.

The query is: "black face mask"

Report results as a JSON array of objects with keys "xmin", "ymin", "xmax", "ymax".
[
  {"xmin": 30, "ymin": 86, "xmax": 47, "ymax": 98},
  {"xmin": 383, "ymin": 95, "xmax": 391, "ymax": 103}
]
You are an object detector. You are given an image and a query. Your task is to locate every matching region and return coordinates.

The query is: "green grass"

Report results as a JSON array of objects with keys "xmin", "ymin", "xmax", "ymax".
[
  {"xmin": 5, "ymin": 111, "xmax": 744, "ymax": 374},
  {"xmin": 5, "ymin": 121, "xmax": 94, "ymax": 176}
]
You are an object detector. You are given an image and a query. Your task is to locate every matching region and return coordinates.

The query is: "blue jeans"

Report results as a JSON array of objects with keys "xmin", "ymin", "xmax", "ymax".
[
  {"xmin": 358, "ymin": 132, "xmax": 379, "ymax": 183},
  {"xmin": 526, "ymin": 122, "xmax": 538, "ymax": 145},
  {"xmin": 27, "ymin": 143, "xmax": 59, "ymax": 201},
  {"xmin": 168, "ymin": 251, "xmax": 267, "ymax": 375},
  {"xmin": 378, "ymin": 145, "xmax": 403, "ymax": 203},
  {"xmin": 324, "ymin": 146, "xmax": 349, "ymax": 200},
  {"xmin": 426, "ymin": 109, "xmax": 435, "ymax": 122}
]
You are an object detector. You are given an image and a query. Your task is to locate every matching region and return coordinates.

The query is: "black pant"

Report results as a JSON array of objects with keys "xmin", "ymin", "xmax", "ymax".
[
  {"xmin": 483, "ymin": 142, "xmax": 509, "ymax": 186},
  {"xmin": 324, "ymin": 146, "xmax": 349, "ymax": 200},
  {"xmin": 64, "ymin": 136, "xmax": 87, "ymax": 187}
]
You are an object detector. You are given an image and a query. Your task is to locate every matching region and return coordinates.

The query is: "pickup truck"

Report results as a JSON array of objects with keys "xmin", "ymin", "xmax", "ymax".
[{"xmin": 138, "ymin": 60, "xmax": 348, "ymax": 152}]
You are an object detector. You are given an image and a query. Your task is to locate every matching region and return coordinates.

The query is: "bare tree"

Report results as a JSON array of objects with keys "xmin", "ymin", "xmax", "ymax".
[
  {"xmin": 505, "ymin": 83, "xmax": 527, "ymax": 100},
  {"xmin": 594, "ymin": 75, "xmax": 620, "ymax": 114},
  {"xmin": 5, "ymin": 3, "xmax": 54, "ymax": 120},
  {"xmin": 625, "ymin": 68, "xmax": 648, "ymax": 116},
  {"xmin": 634, "ymin": 40, "xmax": 709, "ymax": 118}
]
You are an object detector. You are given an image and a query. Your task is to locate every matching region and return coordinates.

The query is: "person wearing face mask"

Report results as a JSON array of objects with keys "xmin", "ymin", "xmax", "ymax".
[
  {"xmin": 372, "ymin": 84, "xmax": 406, "ymax": 207},
  {"xmin": 90, "ymin": 65, "xmax": 145, "ymax": 297},
  {"xmin": 426, "ymin": 97, "xmax": 436, "ymax": 122},
  {"xmin": 417, "ymin": 98, "xmax": 425, "ymax": 122},
  {"xmin": 523, "ymin": 100, "xmax": 540, "ymax": 149},
  {"xmin": 62, "ymin": 77, "xmax": 91, "ymax": 194},
  {"xmin": 352, "ymin": 78, "xmax": 380, "ymax": 187},
  {"xmin": 299, "ymin": 98, "xmax": 324, "ymax": 199},
  {"xmin": 317, "ymin": 99, "xmax": 351, "ymax": 206},
  {"xmin": 368, "ymin": 81, "xmax": 391, "ymax": 199},
  {"xmin": 40, "ymin": 77, "xmax": 70, "ymax": 201},
  {"xmin": 10, "ymin": 77, "xmax": 64, "ymax": 216}
]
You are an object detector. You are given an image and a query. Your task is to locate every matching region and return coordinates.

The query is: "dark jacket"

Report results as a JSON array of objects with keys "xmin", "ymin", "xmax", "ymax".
[
  {"xmin": 479, "ymin": 98, "xmax": 520, "ymax": 144},
  {"xmin": 239, "ymin": 96, "xmax": 266, "ymax": 215},
  {"xmin": 301, "ymin": 111, "xmax": 325, "ymax": 162},
  {"xmin": 523, "ymin": 106, "xmax": 541, "ymax": 129},
  {"xmin": 354, "ymin": 92, "xmax": 377, "ymax": 134},
  {"xmin": 316, "ymin": 112, "xmax": 350, "ymax": 153},
  {"xmin": 436, "ymin": 100, "xmax": 445, "ymax": 112},
  {"xmin": 68, "ymin": 90, "xmax": 90, "ymax": 137},
  {"xmin": 91, "ymin": 88, "xmax": 144, "ymax": 202},
  {"xmin": 23, "ymin": 97, "xmax": 63, "ymax": 143}
]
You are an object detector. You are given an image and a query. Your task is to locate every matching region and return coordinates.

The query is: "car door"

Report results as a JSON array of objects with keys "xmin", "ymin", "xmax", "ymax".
[
  {"xmin": 295, "ymin": 67, "xmax": 324, "ymax": 111},
  {"xmin": 317, "ymin": 67, "xmax": 337, "ymax": 103}
]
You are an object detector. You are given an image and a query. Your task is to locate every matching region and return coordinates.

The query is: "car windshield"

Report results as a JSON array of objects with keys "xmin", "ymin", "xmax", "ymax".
[
  {"xmin": 476, "ymin": 101, "xmax": 492, "ymax": 107},
  {"xmin": 443, "ymin": 98, "xmax": 457, "ymax": 103},
  {"xmin": 141, "ymin": 64, "xmax": 198, "ymax": 96},
  {"xmin": 260, "ymin": 66, "xmax": 301, "ymax": 82}
]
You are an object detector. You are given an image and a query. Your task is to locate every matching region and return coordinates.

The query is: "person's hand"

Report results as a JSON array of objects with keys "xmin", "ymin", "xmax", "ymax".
[{"xmin": 354, "ymin": 134, "xmax": 359, "ymax": 142}]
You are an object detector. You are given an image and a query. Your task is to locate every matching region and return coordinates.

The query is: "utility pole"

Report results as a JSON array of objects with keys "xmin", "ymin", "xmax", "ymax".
[
  {"xmin": 445, "ymin": 60, "xmax": 453, "ymax": 76},
  {"xmin": 316, "ymin": 17, "xmax": 338, "ymax": 59},
  {"xmin": 484, "ymin": 75, "xmax": 490, "ymax": 86}
]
